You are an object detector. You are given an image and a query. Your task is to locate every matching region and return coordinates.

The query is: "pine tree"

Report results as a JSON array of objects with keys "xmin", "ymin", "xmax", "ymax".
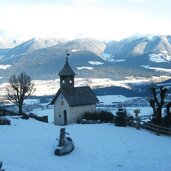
[{"xmin": 115, "ymin": 107, "xmax": 127, "ymax": 127}]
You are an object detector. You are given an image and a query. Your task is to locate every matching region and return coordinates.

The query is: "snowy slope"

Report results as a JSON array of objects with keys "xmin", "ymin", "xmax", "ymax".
[
  {"xmin": 0, "ymin": 78, "xmax": 141, "ymax": 96},
  {"xmin": 141, "ymin": 65, "xmax": 171, "ymax": 73},
  {"xmin": 0, "ymin": 118, "xmax": 171, "ymax": 171},
  {"xmin": 149, "ymin": 51, "xmax": 171, "ymax": 63}
]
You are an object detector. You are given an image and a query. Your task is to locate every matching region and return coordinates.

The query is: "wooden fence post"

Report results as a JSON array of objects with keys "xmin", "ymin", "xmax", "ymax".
[
  {"xmin": 58, "ymin": 128, "xmax": 66, "ymax": 147},
  {"xmin": 134, "ymin": 109, "xmax": 141, "ymax": 130}
]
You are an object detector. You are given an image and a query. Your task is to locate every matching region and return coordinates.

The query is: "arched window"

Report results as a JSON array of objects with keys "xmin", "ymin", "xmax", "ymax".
[
  {"xmin": 62, "ymin": 80, "xmax": 65, "ymax": 84},
  {"xmin": 69, "ymin": 80, "xmax": 72, "ymax": 84}
]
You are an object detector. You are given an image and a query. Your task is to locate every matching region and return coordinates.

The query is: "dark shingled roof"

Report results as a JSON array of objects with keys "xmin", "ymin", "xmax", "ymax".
[
  {"xmin": 58, "ymin": 58, "xmax": 76, "ymax": 76},
  {"xmin": 50, "ymin": 86, "xmax": 99, "ymax": 106}
]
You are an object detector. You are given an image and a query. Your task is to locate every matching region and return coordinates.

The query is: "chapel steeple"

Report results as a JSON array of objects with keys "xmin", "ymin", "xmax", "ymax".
[{"xmin": 58, "ymin": 51, "xmax": 76, "ymax": 92}]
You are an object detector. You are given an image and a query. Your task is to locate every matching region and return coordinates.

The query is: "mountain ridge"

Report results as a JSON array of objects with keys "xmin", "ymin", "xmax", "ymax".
[{"xmin": 0, "ymin": 35, "xmax": 170, "ymax": 83}]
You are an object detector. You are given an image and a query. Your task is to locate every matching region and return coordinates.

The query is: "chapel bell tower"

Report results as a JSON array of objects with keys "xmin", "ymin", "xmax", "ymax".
[{"xmin": 58, "ymin": 51, "xmax": 76, "ymax": 92}]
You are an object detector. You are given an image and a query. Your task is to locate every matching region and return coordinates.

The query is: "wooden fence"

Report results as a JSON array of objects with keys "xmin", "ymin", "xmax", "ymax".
[
  {"xmin": 0, "ymin": 108, "xmax": 48, "ymax": 123},
  {"xmin": 140, "ymin": 121, "xmax": 171, "ymax": 136}
]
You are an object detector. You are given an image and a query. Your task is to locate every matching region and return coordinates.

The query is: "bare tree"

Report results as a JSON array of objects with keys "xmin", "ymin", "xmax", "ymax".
[
  {"xmin": 149, "ymin": 86, "xmax": 167, "ymax": 124},
  {"xmin": 6, "ymin": 72, "xmax": 35, "ymax": 115},
  {"xmin": 166, "ymin": 101, "xmax": 171, "ymax": 127}
]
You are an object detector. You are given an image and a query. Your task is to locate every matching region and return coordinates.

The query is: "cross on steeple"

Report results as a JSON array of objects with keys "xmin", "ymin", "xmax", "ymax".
[{"xmin": 66, "ymin": 50, "xmax": 70, "ymax": 63}]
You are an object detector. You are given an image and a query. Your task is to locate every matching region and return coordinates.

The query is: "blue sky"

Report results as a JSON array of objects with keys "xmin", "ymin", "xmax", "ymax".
[{"xmin": 0, "ymin": 0, "xmax": 171, "ymax": 40}]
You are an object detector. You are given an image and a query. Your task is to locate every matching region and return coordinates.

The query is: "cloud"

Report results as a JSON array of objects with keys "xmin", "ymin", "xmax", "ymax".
[
  {"xmin": 129, "ymin": 0, "xmax": 153, "ymax": 2},
  {"xmin": 0, "ymin": 4, "xmax": 170, "ymax": 40},
  {"xmin": 72, "ymin": 0, "xmax": 104, "ymax": 5}
]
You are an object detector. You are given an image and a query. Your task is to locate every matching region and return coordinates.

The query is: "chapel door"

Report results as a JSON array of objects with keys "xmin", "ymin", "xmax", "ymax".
[{"xmin": 64, "ymin": 110, "xmax": 67, "ymax": 125}]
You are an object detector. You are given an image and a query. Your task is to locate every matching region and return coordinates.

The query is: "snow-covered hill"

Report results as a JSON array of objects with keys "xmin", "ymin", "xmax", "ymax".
[{"xmin": 0, "ymin": 117, "xmax": 171, "ymax": 171}]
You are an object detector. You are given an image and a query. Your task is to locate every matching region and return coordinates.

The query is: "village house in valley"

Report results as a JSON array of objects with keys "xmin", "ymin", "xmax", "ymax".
[{"xmin": 51, "ymin": 54, "xmax": 99, "ymax": 125}]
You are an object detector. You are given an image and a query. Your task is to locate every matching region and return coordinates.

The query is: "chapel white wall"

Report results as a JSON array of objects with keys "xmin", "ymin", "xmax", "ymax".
[{"xmin": 54, "ymin": 93, "xmax": 96, "ymax": 125}]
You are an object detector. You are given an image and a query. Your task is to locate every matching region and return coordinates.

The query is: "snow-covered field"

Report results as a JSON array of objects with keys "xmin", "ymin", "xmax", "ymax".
[
  {"xmin": 77, "ymin": 66, "xmax": 94, "ymax": 70},
  {"xmin": 141, "ymin": 65, "xmax": 171, "ymax": 73},
  {"xmin": 27, "ymin": 95, "xmax": 153, "ymax": 123},
  {"xmin": 98, "ymin": 95, "xmax": 138, "ymax": 105},
  {"xmin": 0, "ymin": 76, "xmax": 170, "ymax": 97},
  {"xmin": 1, "ymin": 94, "xmax": 171, "ymax": 171},
  {"xmin": 97, "ymin": 95, "xmax": 153, "ymax": 117},
  {"xmin": 88, "ymin": 61, "xmax": 104, "ymax": 65},
  {"xmin": 0, "ymin": 117, "xmax": 171, "ymax": 171},
  {"xmin": 0, "ymin": 64, "xmax": 11, "ymax": 69}
]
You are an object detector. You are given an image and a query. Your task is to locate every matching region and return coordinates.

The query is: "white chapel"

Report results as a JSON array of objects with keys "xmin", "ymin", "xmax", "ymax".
[{"xmin": 51, "ymin": 54, "xmax": 99, "ymax": 125}]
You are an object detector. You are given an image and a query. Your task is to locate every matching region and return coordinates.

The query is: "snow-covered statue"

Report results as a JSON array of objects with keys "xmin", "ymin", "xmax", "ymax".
[{"xmin": 54, "ymin": 128, "xmax": 74, "ymax": 156}]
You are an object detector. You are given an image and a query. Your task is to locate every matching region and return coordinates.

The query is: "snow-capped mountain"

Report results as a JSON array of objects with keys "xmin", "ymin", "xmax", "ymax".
[
  {"xmin": 56, "ymin": 38, "xmax": 106, "ymax": 57},
  {"xmin": 0, "ymin": 38, "xmax": 108, "ymax": 81},
  {"xmin": 104, "ymin": 35, "xmax": 171, "ymax": 63},
  {"xmin": 0, "ymin": 35, "xmax": 171, "ymax": 83},
  {"xmin": 2, "ymin": 38, "xmax": 65, "ymax": 59}
]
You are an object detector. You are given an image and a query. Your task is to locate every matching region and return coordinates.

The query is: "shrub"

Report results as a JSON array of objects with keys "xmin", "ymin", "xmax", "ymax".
[
  {"xmin": 126, "ymin": 114, "xmax": 134, "ymax": 126},
  {"xmin": 114, "ymin": 107, "xmax": 127, "ymax": 127},
  {"xmin": 98, "ymin": 111, "xmax": 114, "ymax": 123},
  {"xmin": 0, "ymin": 161, "xmax": 5, "ymax": 171},
  {"xmin": 83, "ymin": 111, "xmax": 114, "ymax": 123},
  {"xmin": 28, "ymin": 113, "xmax": 48, "ymax": 123},
  {"xmin": 83, "ymin": 112, "xmax": 98, "ymax": 121},
  {"xmin": 0, "ymin": 117, "xmax": 11, "ymax": 125},
  {"xmin": 21, "ymin": 113, "xmax": 29, "ymax": 120},
  {"xmin": 160, "ymin": 114, "xmax": 171, "ymax": 127}
]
